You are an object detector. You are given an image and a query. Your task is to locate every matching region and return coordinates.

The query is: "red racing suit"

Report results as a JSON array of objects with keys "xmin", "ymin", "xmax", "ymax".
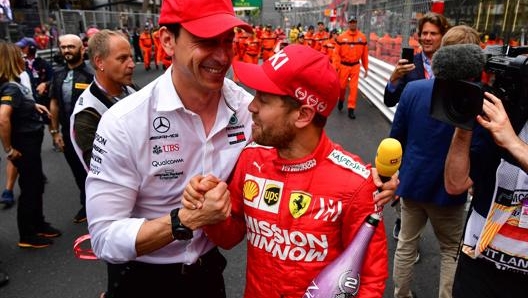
[
  {"xmin": 204, "ymin": 132, "xmax": 388, "ymax": 298},
  {"xmin": 334, "ymin": 29, "xmax": 368, "ymax": 109}
]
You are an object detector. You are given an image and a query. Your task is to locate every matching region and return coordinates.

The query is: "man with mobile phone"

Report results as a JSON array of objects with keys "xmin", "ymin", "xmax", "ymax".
[
  {"xmin": 383, "ymin": 12, "xmax": 451, "ymax": 242},
  {"xmin": 383, "ymin": 12, "xmax": 450, "ymax": 108}
]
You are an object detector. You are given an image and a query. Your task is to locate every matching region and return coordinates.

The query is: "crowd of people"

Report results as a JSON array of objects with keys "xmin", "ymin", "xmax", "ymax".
[{"xmin": 0, "ymin": 0, "xmax": 527, "ymax": 297}]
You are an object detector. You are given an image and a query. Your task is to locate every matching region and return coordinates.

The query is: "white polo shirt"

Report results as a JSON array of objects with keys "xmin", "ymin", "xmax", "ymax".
[{"xmin": 85, "ymin": 67, "xmax": 253, "ymax": 264}]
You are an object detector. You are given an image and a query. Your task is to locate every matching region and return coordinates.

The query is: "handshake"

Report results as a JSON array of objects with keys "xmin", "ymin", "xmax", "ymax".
[{"xmin": 179, "ymin": 174, "xmax": 232, "ymax": 230}]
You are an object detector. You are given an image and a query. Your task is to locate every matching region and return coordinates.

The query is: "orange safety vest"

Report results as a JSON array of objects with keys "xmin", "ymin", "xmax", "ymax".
[
  {"xmin": 313, "ymin": 30, "xmax": 329, "ymax": 51},
  {"xmin": 334, "ymin": 29, "xmax": 368, "ymax": 70},
  {"xmin": 139, "ymin": 32, "xmax": 153, "ymax": 48},
  {"xmin": 304, "ymin": 31, "xmax": 315, "ymax": 48},
  {"xmin": 260, "ymin": 31, "xmax": 277, "ymax": 51}
]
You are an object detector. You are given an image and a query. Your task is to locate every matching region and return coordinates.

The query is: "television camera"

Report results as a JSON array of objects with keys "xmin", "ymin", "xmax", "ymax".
[{"xmin": 430, "ymin": 45, "xmax": 528, "ymax": 131}]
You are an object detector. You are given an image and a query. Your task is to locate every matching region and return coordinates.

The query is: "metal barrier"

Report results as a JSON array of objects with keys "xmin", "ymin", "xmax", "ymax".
[
  {"xmin": 359, "ymin": 56, "xmax": 396, "ymax": 122},
  {"xmin": 36, "ymin": 47, "xmax": 61, "ymax": 69},
  {"xmin": 58, "ymin": 10, "xmax": 160, "ymax": 36}
]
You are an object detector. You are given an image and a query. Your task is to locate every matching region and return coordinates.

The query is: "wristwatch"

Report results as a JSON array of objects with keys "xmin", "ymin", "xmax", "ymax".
[{"xmin": 170, "ymin": 208, "xmax": 193, "ymax": 240}]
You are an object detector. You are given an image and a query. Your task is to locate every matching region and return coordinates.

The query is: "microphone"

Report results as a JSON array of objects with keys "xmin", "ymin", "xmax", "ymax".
[
  {"xmin": 431, "ymin": 44, "xmax": 485, "ymax": 81},
  {"xmin": 375, "ymin": 138, "xmax": 402, "ymax": 183}
]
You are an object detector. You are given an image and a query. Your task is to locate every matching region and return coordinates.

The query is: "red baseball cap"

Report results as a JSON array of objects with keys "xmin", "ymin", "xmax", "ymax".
[
  {"xmin": 159, "ymin": 0, "xmax": 253, "ymax": 38},
  {"xmin": 233, "ymin": 44, "xmax": 339, "ymax": 117}
]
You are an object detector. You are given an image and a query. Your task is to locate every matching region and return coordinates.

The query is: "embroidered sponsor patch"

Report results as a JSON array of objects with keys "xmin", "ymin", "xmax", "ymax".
[
  {"xmin": 228, "ymin": 131, "xmax": 246, "ymax": 145},
  {"xmin": 281, "ymin": 159, "xmax": 316, "ymax": 172},
  {"xmin": 289, "ymin": 191, "xmax": 312, "ymax": 218},
  {"xmin": 327, "ymin": 149, "xmax": 370, "ymax": 179},
  {"xmin": 243, "ymin": 173, "xmax": 283, "ymax": 214},
  {"xmin": 1, "ymin": 95, "xmax": 12, "ymax": 102},
  {"xmin": 313, "ymin": 197, "xmax": 343, "ymax": 222}
]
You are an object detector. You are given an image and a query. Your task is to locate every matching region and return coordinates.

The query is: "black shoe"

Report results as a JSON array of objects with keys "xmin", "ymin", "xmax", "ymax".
[
  {"xmin": 0, "ymin": 267, "xmax": 8, "ymax": 287},
  {"xmin": 0, "ymin": 189, "xmax": 14, "ymax": 209},
  {"xmin": 348, "ymin": 108, "xmax": 356, "ymax": 119},
  {"xmin": 392, "ymin": 218, "xmax": 401, "ymax": 240},
  {"xmin": 36, "ymin": 223, "xmax": 62, "ymax": 238},
  {"xmin": 337, "ymin": 100, "xmax": 344, "ymax": 111},
  {"xmin": 18, "ymin": 235, "xmax": 53, "ymax": 248},
  {"xmin": 73, "ymin": 207, "xmax": 87, "ymax": 223}
]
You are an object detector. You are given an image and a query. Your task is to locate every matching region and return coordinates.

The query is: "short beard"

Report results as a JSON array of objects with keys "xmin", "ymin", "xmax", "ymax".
[
  {"xmin": 65, "ymin": 51, "xmax": 82, "ymax": 65},
  {"xmin": 253, "ymin": 121, "xmax": 295, "ymax": 150}
]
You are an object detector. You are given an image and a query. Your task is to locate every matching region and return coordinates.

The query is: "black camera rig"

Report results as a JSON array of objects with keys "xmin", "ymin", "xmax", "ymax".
[
  {"xmin": 430, "ymin": 45, "xmax": 528, "ymax": 131},
  {"xmin": 484, "ymin": 45, "xmax": 528, "ymax": 132}
]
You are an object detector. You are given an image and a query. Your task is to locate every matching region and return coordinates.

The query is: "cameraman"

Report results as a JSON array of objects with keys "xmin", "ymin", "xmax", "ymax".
[{"xmin": 445, "ymin": 92, "xmax": 528, "ymax": 296}]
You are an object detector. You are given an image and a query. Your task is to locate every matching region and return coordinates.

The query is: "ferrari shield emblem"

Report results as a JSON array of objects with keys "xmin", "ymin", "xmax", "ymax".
[{"xmin": 289, "ymin": 191, "xmax": 312, "ymax": 218}]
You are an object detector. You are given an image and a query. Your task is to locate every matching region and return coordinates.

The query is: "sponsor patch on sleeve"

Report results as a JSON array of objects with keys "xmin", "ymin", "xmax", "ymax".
[
  {"xmin": 1, "ymin": 95, "xmax": 12, "ymax": 102},
  {"xmin": 327, "ymin": 149, "xmax": 370, "ymax": 179}
]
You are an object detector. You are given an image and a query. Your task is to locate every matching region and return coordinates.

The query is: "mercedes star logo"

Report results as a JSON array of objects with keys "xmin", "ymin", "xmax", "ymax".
[{"xmin": 153, "ymin": 116, "xmax": 170, "ymax": 133}]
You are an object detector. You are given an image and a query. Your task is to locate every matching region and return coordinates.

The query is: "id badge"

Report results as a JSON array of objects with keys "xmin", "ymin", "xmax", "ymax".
[{"xmin": 519, "ymin": 199, "xmax": 528, "ymax": 229}]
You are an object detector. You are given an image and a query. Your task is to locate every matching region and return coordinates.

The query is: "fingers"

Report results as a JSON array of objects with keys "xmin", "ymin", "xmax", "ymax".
[
  {"xmin": 181, "ymin": 182, "xmax": 231, "ymax": 228},
  {"xmin": 183, "ymin": 177, "xmax": 227, "ymax": 213},
  {"xmin": 373, "ymin": 171, "xmax": 400, "ymax": 208},
  {"xmin": 200, "ymin": 174, "xmax": 221, "ymax": 190},
  {"xmin": 183, "ymin": 181, "xmax": 205, "ymax": 210}
]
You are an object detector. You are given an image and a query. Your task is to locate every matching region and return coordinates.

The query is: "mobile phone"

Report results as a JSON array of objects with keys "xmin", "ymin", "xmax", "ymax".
[{"xmin": 401, "ymin": 47, "xmax": 414, "ymax": 64}]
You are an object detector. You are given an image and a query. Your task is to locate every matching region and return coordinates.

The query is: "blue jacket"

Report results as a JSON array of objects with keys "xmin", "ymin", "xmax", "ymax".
[
  {"xmin": 384, "ymin": 53, "xmax": 426, "ymax": 107},
  {"xmin": 390, "ymin": 79, "xmax": 467, "ymax": 206}
]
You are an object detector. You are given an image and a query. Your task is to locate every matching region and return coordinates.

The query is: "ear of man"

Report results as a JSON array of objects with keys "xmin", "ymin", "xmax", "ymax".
[
  {"xmin": 294, "ymin": 105, "xmax": 316, "ymax": 129},
  {"xmin": 159, "ymin": 27, "xmax": 175, "ymax": 57}
]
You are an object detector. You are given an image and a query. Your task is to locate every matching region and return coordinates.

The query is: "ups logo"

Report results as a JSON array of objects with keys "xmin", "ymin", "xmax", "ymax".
[{"xmin": 263, "ymin": 184, "xmax": 281, "ymax": 206}]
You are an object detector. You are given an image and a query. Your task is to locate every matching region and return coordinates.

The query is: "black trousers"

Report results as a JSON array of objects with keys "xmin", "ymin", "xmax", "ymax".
[
  {"xmin": 453, "ymin": 252, "xmax": 528, "ymax": 298},
  {"xmin": 105, "ymin": 247, "xmax": 227, "ymax": 298},
  {"xmin": 61, "ymin": 131, "xmax": 87, "ymax": 207},
  {"xmin": 11, "ymin": 130, "xmax": 46, "ymax": 238}
]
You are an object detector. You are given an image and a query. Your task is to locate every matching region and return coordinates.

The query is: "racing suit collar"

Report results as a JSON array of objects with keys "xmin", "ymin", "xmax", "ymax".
[{"xmin": 272, "ymin": 131, "xmax": 332, "ymax": 173}]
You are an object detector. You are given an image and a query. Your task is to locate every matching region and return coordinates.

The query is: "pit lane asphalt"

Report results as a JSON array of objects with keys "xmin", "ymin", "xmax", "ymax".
[{"xmin": 0, "ymin": 65, "xmax": 443, "ymax": 298}]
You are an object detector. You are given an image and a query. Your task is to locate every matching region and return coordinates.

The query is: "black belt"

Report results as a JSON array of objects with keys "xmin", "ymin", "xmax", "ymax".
[{"xmin": 341, "ymin": 61, "xmax": 360, "ymax": 67}]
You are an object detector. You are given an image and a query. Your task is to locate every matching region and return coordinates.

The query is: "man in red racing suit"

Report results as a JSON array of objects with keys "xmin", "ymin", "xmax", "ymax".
[
  {"xmin": 183, "ymin": 45, "xmax": 389, "ymax": 298},
  {"xmin": 205, "ymin": 134, "xmax": 388, "ymax": 298}
]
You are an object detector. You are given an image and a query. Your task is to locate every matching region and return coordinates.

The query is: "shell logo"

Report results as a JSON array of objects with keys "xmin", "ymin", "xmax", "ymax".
[{"xmin": 243, "ymin": 180, "xmax": 260, "ymax": 202}]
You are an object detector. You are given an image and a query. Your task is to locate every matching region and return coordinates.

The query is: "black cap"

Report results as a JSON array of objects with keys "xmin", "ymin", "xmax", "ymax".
[{"xmin": 348, "ymin": 16, "xmax": 357, "ymax": 23}]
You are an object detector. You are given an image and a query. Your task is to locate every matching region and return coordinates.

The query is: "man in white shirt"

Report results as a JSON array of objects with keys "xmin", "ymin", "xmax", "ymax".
[{"xmin": 85, "ymin": 0, "xmax": 253, "ymax": 297}]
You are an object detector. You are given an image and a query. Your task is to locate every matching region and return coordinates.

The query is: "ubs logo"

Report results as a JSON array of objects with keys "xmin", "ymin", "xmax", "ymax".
[
  {"xmin": 153, "ymin": 144, "xmax": 180, "ymax": 155},
  {"xmin": 153, "ymin": 116, "xmax": 170, "ymax": 133}
]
